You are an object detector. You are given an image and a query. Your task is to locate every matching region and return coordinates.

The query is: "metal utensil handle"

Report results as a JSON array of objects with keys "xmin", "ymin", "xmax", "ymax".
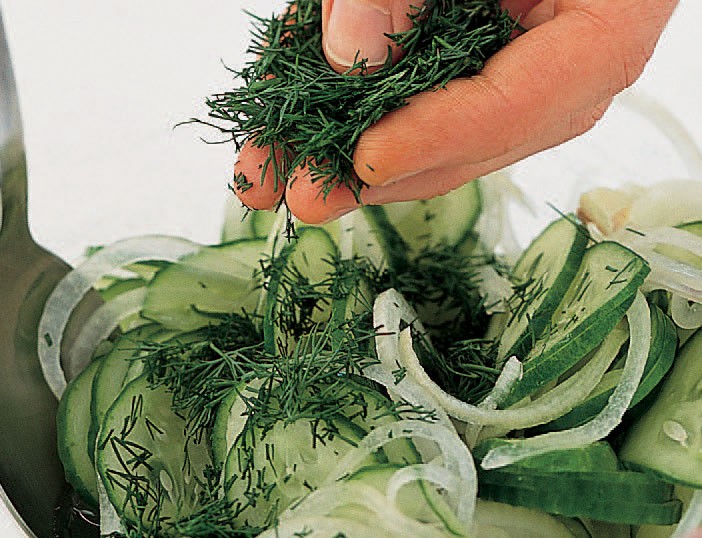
[{"xmin": 0, "ymin": 8, "xmax": 25, "ymax": 178}]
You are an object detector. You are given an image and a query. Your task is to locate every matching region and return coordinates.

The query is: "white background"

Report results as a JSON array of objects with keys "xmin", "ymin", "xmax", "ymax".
[{"xmin": 1, "ymin": 0, "xmax": 701, "ymax": 261}]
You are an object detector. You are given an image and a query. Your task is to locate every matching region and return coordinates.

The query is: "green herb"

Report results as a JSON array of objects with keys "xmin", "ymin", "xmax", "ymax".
[{"xmin": 204, "ymin": 0, "xmax": 515, "ymax": 198}]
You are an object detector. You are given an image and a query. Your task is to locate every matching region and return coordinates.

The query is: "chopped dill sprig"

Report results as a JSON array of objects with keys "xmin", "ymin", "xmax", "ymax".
[
  {"xmin": 203, "ymin": 0, "xmax": 515, "ymax": 197},
  {"xmin": 413, "ymin": 330, "xmax": 500, "ymax": 404},
  {"xmin": 140, "ymin": 314, "xmax": 264, "ymax": 440},
  {"xmin": 382, "ymin": 244, "xmax": 492, "ymax": 342}
]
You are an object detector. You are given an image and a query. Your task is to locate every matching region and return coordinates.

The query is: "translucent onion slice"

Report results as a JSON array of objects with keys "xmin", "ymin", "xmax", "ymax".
[
  {"xmin": 671, "ymin": 489, "xmax": 702, "ymax": 538},
  {"xmin": 328, "ymin": 419, "xmax": 476, "ymax": 529},
  {"xmin": 277, "ymin": 482, "xmax": 450, "ymax": 538},
  {"xmin": 628, "ymin": 179, "xmax": 702, "ymax": 230},
  {"xmin": 475, "ymin": 265, "xmax": 513, "ymax": 315},
  {"xmin": 37, "ymin": 235, "xmax": 201, "ymax": 399},
  {"xmin": 473, "ymin": 171, "xmax": 531, "ymax": 262},
  {"xmin": 64, "ymin": 287, "xmax": 147, "ymax": 380},
  {"xmin": 480, "ymin": 356, "xmax": 522, "ymax": 411},
  {"xmin": 399, "ymin": 325, "xmax": 625, "ymax": 432},
  {"xmin": 369, "ymin": 289, "xmax": 453, "ymax": 430},
  {"xmin": 463, "ymin": 356, "xmax": 522, "ymax": 447},
  {"xmin": 613, "ymin": 232, "xmax": 702, "ymax": 302},
  {"xmin": 97, "ymin": 479, "xmax": 124, "ymax": 536},
  {"xmin": 385, "ymin": 463, "xmax": 454, "ymax": 507},
  {"xmin": 481, "ymin": 292, "xmax": 650, "ymax": 469},
  {"xmin": 670, "ymin": 294, "xmax": 702, "ymax": 330},
  {"xmin": 615, "ymin": 226, "xmax": 702, "ymax": 259}
]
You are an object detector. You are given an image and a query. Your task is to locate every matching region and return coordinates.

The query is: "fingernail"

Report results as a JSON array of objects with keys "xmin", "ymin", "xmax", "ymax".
[{"xmin": 325, "ymin": 0, "xmax": 394, "ymax": 68}]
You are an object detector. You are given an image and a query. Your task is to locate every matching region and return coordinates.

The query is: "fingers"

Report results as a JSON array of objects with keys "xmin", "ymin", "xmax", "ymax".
[
  {"xmin": 353, "ymin": 0, "xmax": 678, "ymax": 186},
  {"xmin": 286, "ymin": 95, "xmax": 611, "ymax": 223},
  {"xmin": 321, "ymin": 0, "xmax": 425, "ymax": 73},
  {"xmin": 232, "ymin": 141, "xmax": 286, "ymax": 210}
]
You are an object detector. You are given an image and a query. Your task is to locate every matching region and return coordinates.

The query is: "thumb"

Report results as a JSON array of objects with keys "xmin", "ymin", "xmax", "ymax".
[{"xmin": 321, "ymin": 0, "xmax": 423, "ymax": 73}]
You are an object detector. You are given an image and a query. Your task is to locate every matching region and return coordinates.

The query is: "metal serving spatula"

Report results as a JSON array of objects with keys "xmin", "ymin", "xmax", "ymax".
[{"xmin": 0, "ymin": 10, "xmax": 100, "ymax": 537}]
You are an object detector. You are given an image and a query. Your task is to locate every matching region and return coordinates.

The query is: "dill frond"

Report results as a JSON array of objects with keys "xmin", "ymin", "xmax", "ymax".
[{"xmin": 203, "ymin": 0, "xmax": 515, "ymax": 198}]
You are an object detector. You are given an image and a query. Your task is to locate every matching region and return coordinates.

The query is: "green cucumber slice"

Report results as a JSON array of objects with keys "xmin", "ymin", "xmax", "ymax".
[
  {"xmin": 57, "ymin": 357, "xmax": 104, "ymax": 508},
  {"xmin": 96, "ymin": 374, "xmax": 210, "ymax": 532},
  {"xmin": 473, "ymin": 439, "xmax": 620, "ymax": 472},
  {"xmin": 477, "ymin": 482, "xmax": 681, "ymax": 526},
  {"xmin": 344, "ymin": 463, "xmax": 464, "ymax": 535},
  {"xmin": 383, "ymin": 180, "xmax": 482, "ymax": 258},
  {"xmin": 142, "ymin": 238, "xmax": 267, "ymax": 331},
  {"xmin": 473, "ymin": 439, "xmax": 680, "ymax": 525},
  {"xmin": 473, "ymin": 500, "xmax": 590, "ymax": 538},
  {"xmin": 497, "ymin": 215, "xmax": 588, "ymax": 362},
  {"xmin": 262, "ymin": 226, "xmax": 338, "ymax": 355},
  {"xmin": 222, "ymin": 379, "xmax": 415, "ymax": 528},
  {"xmin": 619, "ymin": 328, "xmax": 702, "ymax": 487},
  {"xmin": 210, "ymin": 380, "xmax": 254, "ymax": 469},
  {"xmin": 503, "ymin": 241, "xmax": 650, "ymax": 406},
  {"xmin": 223, "ymin": 412, "xmax": 373, "ymax": 528},
  {"xmin": 89, "ymin": 324, "xmax": 177, "ymax": 454},
  {"xmin": 537, "ymin": 303, "xmax": 677, "ymax": 432}
]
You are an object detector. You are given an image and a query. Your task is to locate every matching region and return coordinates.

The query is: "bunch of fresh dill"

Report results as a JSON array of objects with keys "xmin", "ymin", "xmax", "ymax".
[{"xmin": 206, "ymin": 0, "xmax": 515, "ymax": 197}]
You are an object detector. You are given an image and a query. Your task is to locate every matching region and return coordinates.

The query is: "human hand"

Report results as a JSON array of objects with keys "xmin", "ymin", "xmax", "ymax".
[{"xmin": 234, "ymin": 0, "xmax": 679, "ymax": 224}]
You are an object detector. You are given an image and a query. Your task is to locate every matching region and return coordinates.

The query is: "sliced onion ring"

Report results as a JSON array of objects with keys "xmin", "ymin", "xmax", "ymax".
[
  {"xmin": 64, "ymin": 287, "xmax": 148, "ymax": 380},
  {"xmin": 38, "ymin": 235, "xmax": 201, "ymax": 399},
  {"xmin": 671, "ymin": 489, "xmax": 702, "ymax": 538},
  {"xmin": 277, "ymin": 482, "xmax": 449, "ymax": 538},
  {"xmin": 328, "ymin": 419, "xmax": 476, "ymax": 529}
]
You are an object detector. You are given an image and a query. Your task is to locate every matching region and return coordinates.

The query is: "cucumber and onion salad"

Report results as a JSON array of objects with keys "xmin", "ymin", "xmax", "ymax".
[{"xmin": 43, "ymin": 165, "xmax": 702, "ymax": 536}]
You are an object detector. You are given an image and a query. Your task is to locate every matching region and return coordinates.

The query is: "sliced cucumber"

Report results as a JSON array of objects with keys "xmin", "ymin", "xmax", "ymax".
[
  {"xmin": 497, "ymin": 215, "xmax": 588, "ymax": 363},
  {"xmin": 477, "ymin": 482, "xmax": 681, "ymax": 526},
  {"xmin": 619, "ymin": 328, "xmax": 702, "ymax": 488},
  {"xmin": 343, "ymin": 463, "xmax": 465, "ymax": 536},
  {"xmin": 96, "ymin": 374, "xmax": 210, "ymax": 532},
  {"xmin": 473, "ymin": 439, "xmax": 681, "ymax": 525},
  {"xmin": 503, "ymin": 241, "xmax": 650, "ymax": 406},
  {"xmin": 538, "ymin": 302, "xmax": 677, "ymax": 432},
  {"xmin": 473, "ymin": 439, "xmax": 620, "ymax": 473},
  {"xmin": 57, "ymin": 357, "xmax": 104, "ymax": 508},
  {"xmin": 89, "ymin": 324, "xmax": 177, "ymax": 455},
  {"xmin": 142, "ymin": 238, "xmax": 267, "ymax": 331},
  {"xmin": 222, "ymin": 379, "xmax": 415, "ymax": 528},
  {"xmin": 473, "ymin": 500, "xmax": 591, "ymax": 538},
  {"xmin": 262, "ymin": 226, "xmax": 338, "ymax": 355},
  {"xmin": 210, "ymin": 380, "xmax": 254, "ymax": 469},
  {"xmin": 224, "ymin": 412, "xmax": 373, "ymax": 528}
]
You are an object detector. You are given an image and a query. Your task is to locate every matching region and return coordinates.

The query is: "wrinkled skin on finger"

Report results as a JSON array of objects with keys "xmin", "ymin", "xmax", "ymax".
[{"xmin": 233, "ymin": 0, "xmax": 678, "ymax": 224}]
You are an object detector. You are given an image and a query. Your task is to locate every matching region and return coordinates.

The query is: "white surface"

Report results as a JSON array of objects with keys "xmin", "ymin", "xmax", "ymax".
[
  {"xmin": 0, "ymin": 0, "xmax": 701, "ymax": 532},
  {"xmin": 0, "ymin": 0, "xmax": 701, "ymax": 263}
]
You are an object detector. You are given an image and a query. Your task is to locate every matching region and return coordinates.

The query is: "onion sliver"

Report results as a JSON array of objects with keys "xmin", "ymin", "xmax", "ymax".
[
  {"xmin": 38, "ymin": 235, "xmax": 201, "ymax": 399},
  {"xmin": 277, "ymin": 482, "xmax": 451, "ymax": 538},
  {"xmin": 481, "ymin": 356, "xmax": 522, "ymax": 411},
  {"xmin": 385, "ymin": 463, "xmax": 454, "ymax": 507},
  {"xmin": 481, "ymin": 292, "xmax": 650, "ymax": 469},
  {"xmin": 65, "ymin": 287, "xmax": 147, "ymax": 380},
  {"xmin": 671, "ymin": 294, "xmax": 702, "ymax": 330},
  {"xmin": 475, "ymin": 265, "xmax": 513, "ymax": 314},
  {"xmin": 622, "ymin": 226, "xmax": 702, "ymax": 257},
  {"xmin": 369, "ymin": 289, "xmax": 452, "ymax": 430},
  {"xmin": 671, "ymin": 489, "xmax": 702, "ymax": 538},
  {"xmin": 328, "ymin": 419, "xmax": 476, "ymax": 529}
]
